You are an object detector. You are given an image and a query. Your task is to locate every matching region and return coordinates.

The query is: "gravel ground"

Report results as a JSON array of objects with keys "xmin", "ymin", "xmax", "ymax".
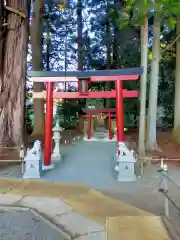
[{"xmin": 0, "ymin": 209, "xmax": 65, "ymax": 240}]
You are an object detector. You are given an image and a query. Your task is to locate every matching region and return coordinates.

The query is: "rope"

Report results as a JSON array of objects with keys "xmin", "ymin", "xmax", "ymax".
[
  {"xmin": 0, "ymin": 146, "xmax": 21, "ymax": 149},
  {"xmin": 159, "ymin": 189, "xmax": 180, "ymax": 214},
  {"xmin": 0, "ymin": 160, "xmax": 24, "ymax": 163},
  {"xmin": 160, "ymin": 172, "xmax": 180, "ymax": 190},
  {"xmin": 140, "ymin": 157, "xmax": 180, "ymax": 161}
]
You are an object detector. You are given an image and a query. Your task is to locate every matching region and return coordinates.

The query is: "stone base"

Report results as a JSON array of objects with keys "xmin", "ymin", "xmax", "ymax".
[
  {"xmin": 42, "ymin": 164, "xmax": 55, "ymax": 171},
  {"xmin": 23, "ymin": 173, "xmax": 41, "ymax": 179},
  {"xmin": 23, "ymin": 169, "xmax": 41, "ymax": 179},
  {"xmin": 117, "ymin": 173, "xmax": 137, "ymax": 182},
  {"xmin": 51, "ymin": 153, "xmax": 62, "ymax": 162},
  {"xmin": 84, "ymin": 136, "xmax": 116, "ymax": 142},
  {"xmin": 115, "ymin": 162, "xmax": 137, "ymax": 182}
]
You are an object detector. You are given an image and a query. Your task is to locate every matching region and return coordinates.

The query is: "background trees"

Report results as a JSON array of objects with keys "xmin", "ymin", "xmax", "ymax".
[{"xmin": 0, "ymin": 0, "xmax": 180, "ymax": 154}]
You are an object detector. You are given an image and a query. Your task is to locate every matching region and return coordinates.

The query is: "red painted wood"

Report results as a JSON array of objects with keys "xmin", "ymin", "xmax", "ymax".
[
  {"xmin": 116, "ymin": 80, "xmax": 124, "ymax": 143},
  {"xmin": 90, "ymin": 74, "xmax": 139, "ymax": 82},
  {"xmin": 44, "ymin": 81, "xmax": 53, "ymax": 166},
  {"xmin": 52, "ymin": 90, "xmax": 138, "ymax": 99}
]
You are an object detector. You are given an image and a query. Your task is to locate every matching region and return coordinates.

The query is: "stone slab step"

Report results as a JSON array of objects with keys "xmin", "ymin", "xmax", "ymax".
[{"xmin": 106, "ymin": 216, "xmax": 170, "ymax": 240}]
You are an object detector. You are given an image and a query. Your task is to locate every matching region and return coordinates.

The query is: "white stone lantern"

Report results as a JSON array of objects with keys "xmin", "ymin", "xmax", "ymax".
[{"xmin": 52, "ymin": 120, "xmax": 64, "ymax": 161}]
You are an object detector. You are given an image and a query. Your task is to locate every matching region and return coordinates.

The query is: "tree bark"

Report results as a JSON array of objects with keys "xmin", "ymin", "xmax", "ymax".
[
  {"xmin": 112, "ymin": 0, "xmax": 122, "ymax": 68},
  {"xmin": 104, "ymin": 5, "xmax": 112, "ymax": 111},
  {"xmin": 146, "ymin": 12, "xmax": 161, "ymax": 150},
  {"xmin": 172, "ymin": 15, "xmax": 180, "ymax": 143},
  {"xmin": 0, "ymin": 0, "xmax": 30, "ymax": 146},
  {"xmin": 106, "ymin": 14, "xmax": 111, "ymax": 67},
  {"xmin": 138, "ymin": 15, "xmax": 148, "ymax": 156},
  {"xmin": 0, "ymin": 0, "xmax": 4, "ymax": 73},
  {"xmin": 31, "ymin": 0, "xmax": 45, "ymax": 137},
  {"xmin": 77, "ymin": 0, "xmax": 83, "ymax": 70},
  {"xmin": 45, "ymin": 2, "xmax": 52, "ymax": 71},
  {"xmin": 76, "ymin": 0, "xmax": 83, "ymax": 131}
]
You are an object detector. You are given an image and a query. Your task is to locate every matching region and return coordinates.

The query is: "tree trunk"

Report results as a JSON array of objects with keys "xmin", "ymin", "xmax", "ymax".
[
  {"xmin": 146, "ymin": 12, "xmax": 161, "ymax": 150},
  {"xmin": 138, "ymin": 15, "xmax": 148, "ymax": 156},
  {"xmin": 46, "ymin": 2, "xmax": 52, "ymax": 71},
  {"xmin": 172, "ymin": 15, "xmax": 180, "ymax": 143},
  {"xmin": 104, "ymin": 6, "xmax": 112, "ymax": 110},
  {"xmin": 31, "ymin": 0, "xmax": 45, "ymax": 137},
  {"xmin": 77, "ymin": 0, "xmax": 83, "ymax": 132},
  {"xmin": 77, "ymin": 0, "xmax": 83, "ymax": 70},
  {"xmin": 0, "ymin": 0, "xmax": 30, "ymax": 146},
  {"xmin": 112, "ymin": 27, "xmax": 119, "ymax": 67},
  {"xmin": 106, "ymin": 15, "xmax": 111, "ymax": 67},
  {"xmin": 112, "ymin": 0, "xmax": 122, "ymax": 68},
  {"xmin": 0, "ymin": 0, "xmax": 4, "ymax": 73}
]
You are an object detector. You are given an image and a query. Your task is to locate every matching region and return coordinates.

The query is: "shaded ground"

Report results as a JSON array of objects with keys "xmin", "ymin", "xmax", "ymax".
[
  {"xmin": 0, "ymin": 129, "xmax": 79, "ymax": 169},
  {"xmin": 126, "ymin": 129, "xmax": 180, "ymax": 168},
  {"xmin": 1, "ymin": 128, "xmax": 180, "ymax": 162},
  {"xmin": 0, "ymin": 208, "xmax": 64, "ymax": 240}
]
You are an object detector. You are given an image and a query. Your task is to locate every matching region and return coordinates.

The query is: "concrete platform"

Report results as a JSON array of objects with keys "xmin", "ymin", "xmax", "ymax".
[
  {"xmin": 106, "ymin": 216, "xmax": 170, "ymax": 240},
  {"xmin": 0, "ymin": 140, "xmax": 179, "ymax": 238},
  {"xmin": 43, "ymin": 141, "xmax": 118, "ymax": 189},
  {"xmin": 0, "ymin": 137, "xmax": 177, "ymax": 240},
  {"xmin": 0, "ymin": 179, "xmax": 171, "ymax": 239}
]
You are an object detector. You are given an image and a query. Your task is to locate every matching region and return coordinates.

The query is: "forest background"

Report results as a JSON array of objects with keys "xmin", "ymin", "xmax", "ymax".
[{"xmin": 0, "ymin": 0, "xmax": 180, "ymax": 158}]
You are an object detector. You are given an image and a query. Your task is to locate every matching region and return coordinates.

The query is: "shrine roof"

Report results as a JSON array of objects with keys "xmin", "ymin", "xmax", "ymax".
[{"xmin": 27, "ymin": 67, "xmax": 143, "ymax": 78}]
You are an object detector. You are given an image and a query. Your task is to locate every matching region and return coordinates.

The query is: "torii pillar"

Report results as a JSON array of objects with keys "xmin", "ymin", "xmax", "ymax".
[
  {"xmin": 116, "ymin": 79, "xmax": 124, "ymax": 143},
  {"xmin": 43, "ymin": 81, "xmax": 54, "ymax": 169}
]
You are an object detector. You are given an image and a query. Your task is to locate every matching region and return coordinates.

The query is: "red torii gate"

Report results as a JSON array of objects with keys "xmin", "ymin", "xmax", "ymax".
[{"xmin": 28, "ymin": 68, "xmax": 142, "ymax": 167}]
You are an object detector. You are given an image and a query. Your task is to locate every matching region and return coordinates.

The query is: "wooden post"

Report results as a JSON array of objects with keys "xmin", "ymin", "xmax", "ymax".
[
  {"xmin": 44, "ymin": 81, "xmax": 53, "ymax": 166},
  {"xmin": 115, "ymin": 79, "xmax": 124, "ymax": 143}
]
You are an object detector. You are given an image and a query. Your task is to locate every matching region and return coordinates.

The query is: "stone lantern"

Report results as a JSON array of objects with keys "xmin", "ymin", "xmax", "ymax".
[{"xmin": 52, "ymin": 120, "xmax": 64, "ymax": 161}]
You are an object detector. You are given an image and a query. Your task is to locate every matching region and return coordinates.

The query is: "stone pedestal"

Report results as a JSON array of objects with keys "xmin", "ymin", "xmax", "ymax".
[
  {"xmin": 114, "ymin": 142, "xmax": 137, "ymax": 182},
  {"xmin": 23, "ymin": 141, "xmax": 43, "ymax": 179}
]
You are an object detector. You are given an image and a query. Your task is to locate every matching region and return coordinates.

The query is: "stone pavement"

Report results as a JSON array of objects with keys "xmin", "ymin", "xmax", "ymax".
[
  {"xmin": 0, "ymin": 140, "xmax": 178, "ymax": 238},
  {"xmin": 0, "ymin": 141, "xmax": 120, "ymax": 190},
  {"xmin": 0, "ymin": 207, "xmax": 65, "ymax": 239},
  {"xmin": 106, "ymin": 216, "xmax": 170, "ymax": 240},
  {"xmin": 0, "ymin": 178, "xmax": 172, "ymax": 239},
  {"xmin": 44, "ymin": 141, "xmax": 118, "ymax": 189}
]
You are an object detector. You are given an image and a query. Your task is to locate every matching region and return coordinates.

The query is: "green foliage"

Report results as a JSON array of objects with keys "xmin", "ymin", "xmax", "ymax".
[
  {"xmin": 25, "ymin": 0, "xmax": 178, "ymax": 130},
  {"xmin": 25, "ymin": 106, "xmax": 34, "ymax": 134},
  {"xmin": 158, "ymin": 60, "xmax": 175, "ymax": 127}
]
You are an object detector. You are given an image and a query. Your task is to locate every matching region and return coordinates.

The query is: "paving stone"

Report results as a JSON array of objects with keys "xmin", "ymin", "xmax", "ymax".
[
  {"xmin": 20, "ymin": 196, "xmax": 72, "ymax": 217},
  {"xmin": 75, "ymin": 231, "xmax": 105, "ymax": 239},
  {"xmin": 0, "ymin": 208, "xmax": 65, "ymax": 240},
  {"xmin": 53, "ymin": 212, "xmax": 104, "ymax": 237},
  {"xmin": 0, "ymin": 194, "xmax": 22, "ymax": 205}
]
